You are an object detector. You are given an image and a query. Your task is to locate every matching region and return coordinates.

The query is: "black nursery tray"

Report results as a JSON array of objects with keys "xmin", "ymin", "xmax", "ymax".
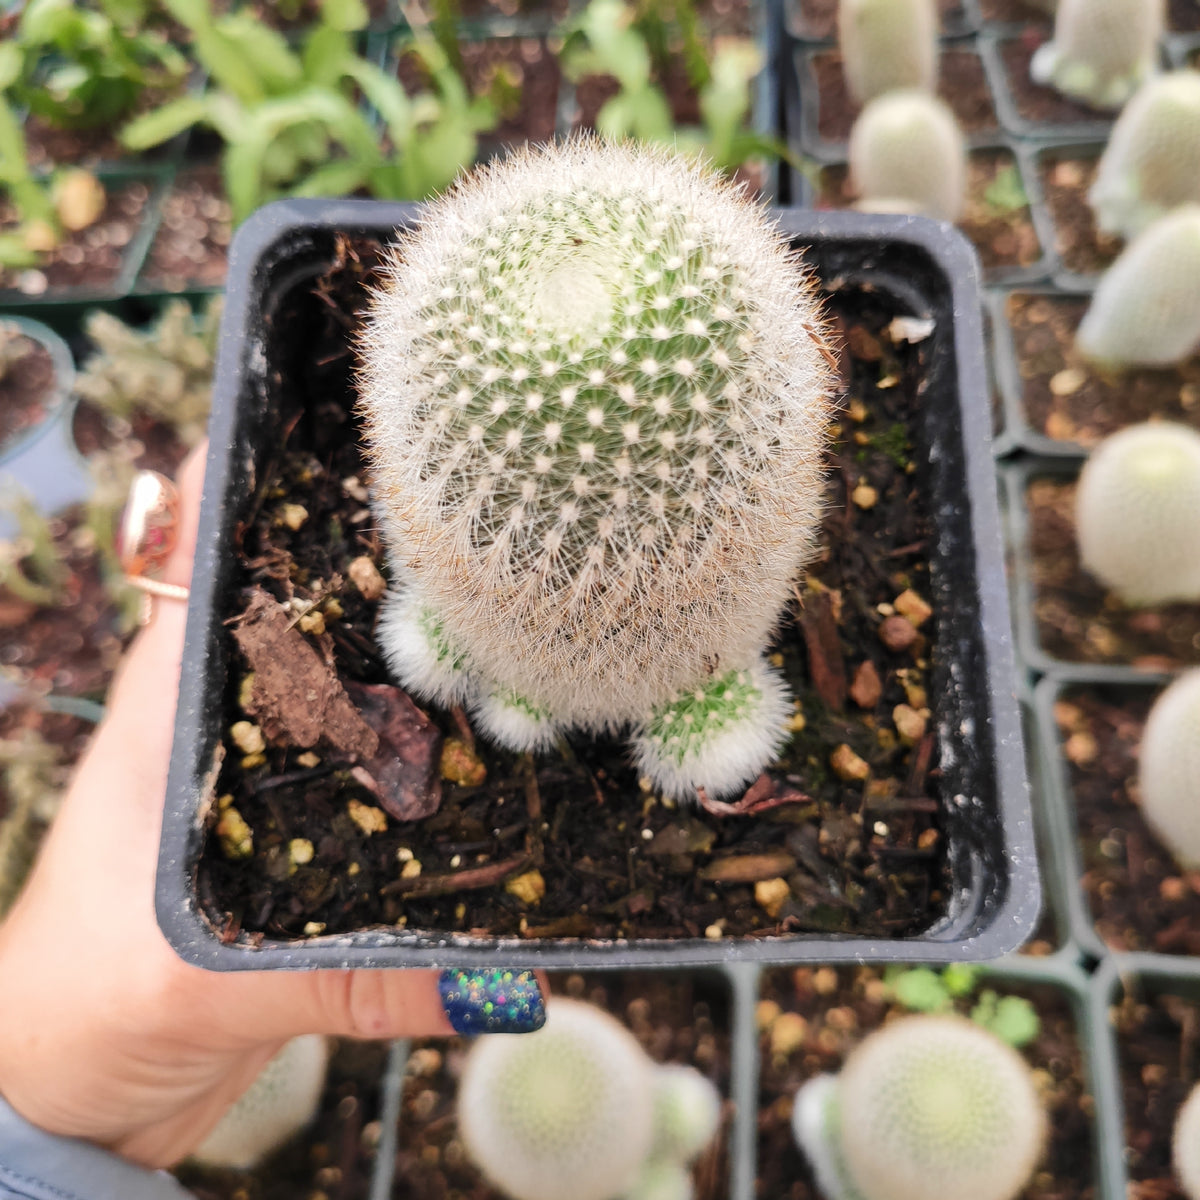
[{"xmin": 157, "ymin": 199, "xmax": 1036, "ymax": 971}]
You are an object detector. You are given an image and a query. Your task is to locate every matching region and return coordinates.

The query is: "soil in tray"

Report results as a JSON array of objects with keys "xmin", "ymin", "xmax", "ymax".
[
  {"xmin": 138, "ymin": 164, "xmax": 232, "ymax": 293},
  {"xmin": 1054, "ymin": 685, "xmax": 1200, "ymax": 956},
  {"xmin": 0, "ymin": 179, "xmax": 150, "ymax": 298},
  {"xmin": 785, "ymin": 0, "xmax": 967, "ymax": 39},
  {"xmin": 0, "ymin": 326, "xmax": 58, "ymax": 451},
  {"xmin": 172, "ymin": 1039, "xmax": 391, "ymax": 1200},
  {"xmin": 1006, "ymin": 294, "xmax": 1200, "ymax": 445},
  {"xmin": 817, "ymin": 149, "xmax": 1041, "ymax": 272},
  {"xmin": 977, "ymin": 0, "xmax": 1053, "ymax": 26},
  {"xmin": 755, "ymin": 966, "xmax": 1095, "ymax": 1200},
  {"xmin": 1027, "ymin": 476, "xmax": 1200, "ymax": 670},
  {"xmin": 807, "ymin": 48, "xmax": 999, "ymax": 144},
  {"xmin": 1037, "ymin": 153, "xmax": 1122, "ymax": 277},
  {"xmin": 1113, "ymin": 980, "xmax": 1200, "ymax": 1200},
  {"xmin": 392, "ymin": 971, "xmax": 731, "ymax": 1200},
  {"xmin": 998, "ymin": 37, "xmax": 1117, "ymax": 128},
  {"xmin": 194, "ymin": 233, "xmax": 948, "ymax": 947}
]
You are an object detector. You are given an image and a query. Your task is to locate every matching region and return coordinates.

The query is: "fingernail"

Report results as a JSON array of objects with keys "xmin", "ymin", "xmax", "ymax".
[{"xmin": 438, "ymin": 967, "xmax": 546, "ymax": 1035}]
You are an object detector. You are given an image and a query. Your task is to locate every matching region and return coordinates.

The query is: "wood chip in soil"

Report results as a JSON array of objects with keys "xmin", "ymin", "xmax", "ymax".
[
  {"xmin": 755, "ymin": 966, "xmax": 1096, "ymax": 1200},
  {"xmin": 1037, "ymin": 153, "xmax": 1122, "ymax": 276},
  {"xmin": 1006, "ymin": 294, "xmax": 1200, "ymax": 446},
  {"xmin": 139, "ymin": 165, "xmax": 231, "ymax": 292}
]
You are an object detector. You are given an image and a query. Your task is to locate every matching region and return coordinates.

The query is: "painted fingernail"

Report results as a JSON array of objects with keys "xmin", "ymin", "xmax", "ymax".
[{"xmin": 438, "ymin": 967, "xmax": 546, "ymax": 1035}]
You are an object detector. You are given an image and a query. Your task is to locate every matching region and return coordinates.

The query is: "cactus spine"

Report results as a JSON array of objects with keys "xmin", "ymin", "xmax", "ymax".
[
  {"xmin": 847, "ymin": 90, "xmax": 967, "ymax": 222},
  {"xmin": 837, "ymin": 0, "xmax": 938, "ymax": 106},
  {"xmin": 1089, "ymin": 71, "xmax": 1200, "ymax": 239},
  {"xmin": 1138, "ymin": 670, "xmax": 1200, "ymax": 868},
  {"xmin": 358, "ymin": 139, "xmax": 833, "ymax": 800}
]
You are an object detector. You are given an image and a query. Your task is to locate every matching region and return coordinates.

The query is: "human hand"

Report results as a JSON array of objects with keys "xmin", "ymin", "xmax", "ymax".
[{"xmin": 0, "ymin": 442, "xmax": 545, "ymax": 1170}]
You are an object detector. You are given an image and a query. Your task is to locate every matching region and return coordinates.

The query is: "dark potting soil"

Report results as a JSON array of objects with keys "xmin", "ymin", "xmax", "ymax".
[
  {"xmin": 1006, "ymin": 294, "xmax": 1200, "ymax": 446},
  {"xmin": 976, "ymin": 0, "xmax": 1052, "ymax": 26},
  {"xmin": 1114, "ymin": 981, "xmax": 1200, "ymax": 1200},
  {"xmin": 0, "ymin": 327, "xmax": 57, "ymax": 450},
  {"xmin": 1027, "ymin": 477, "xmax": 1200, "ymax": 670},
  {"xmin": 392, "ymin": 971, "xmax": 731, "ymax": 1200},
  {"xmin": 997, "ymin": 38, "xmax": 1116, "ymax": 128},
  {"xmin": 784, "ymin": 0, "xmax": 966, "ymax": 39},
  {"xmin": 23, "ymin": 89, "xmax": 182, "ymax": 172},
  {"xmin": 754, "ymin": 966, "xmax": 1095, "ymax": 1200},
  {"xmin": 457, "ymin": 0, "xmax": 571, "ymax": 24},
  {"xmin": 468, "ymin": 38, "xmax": 562, "ymax": 151},
  {"xmin": 817, "ymin": 149, "xmax": 1040, "ymax": 272},
  {"xmin": 0, "ymin": 179, "xmax": 150, "ymax": 298},
  {"xmin": 194, "ymin": 232, "xmax": 947, "ymax": 948},
  {"xmin": 172, "ymin": 1039, "xmax": 391, "ymax": 1200},
  {"xmin": 1055, "ymin": 686, "xmax": 1200, "ymax": 956},
  {"xmin": 139, "ymin": 165, "xmax": 232, "ymax": 293},
  {"xmin": 809, "ymin": 48, "xmax": 998, "ymax": 143},
  {"xmin": 1037, "ymin": 153, "xmax": 1121, "ymax": 277}
]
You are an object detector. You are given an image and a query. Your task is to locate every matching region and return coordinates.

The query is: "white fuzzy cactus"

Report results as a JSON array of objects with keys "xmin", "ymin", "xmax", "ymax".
[
  {"xmin": 837, "ymin": 0, "xmax": 938, "ymax": 106},
  {"xmin": 1076, "ymin": 205, "xmax": 1200, "ymax": 367},
  {"xmin": 191, "ymin": 1035, "xmax": 330, "ymax": 1170},
  {"xmin": 1089, "ymin": 71, "xmax": 1200, "ymax": 239},
  {"xmin": 1074, "ymin": 422, "xmax": 1200, "ymax": 606},
  {"xmin": 1030, "ymin": 0, "xmax": 1164, "ymax": 110},
  {"xmin": 791, "ymin": 1014, "xmax": 1045, "ymax": 1200},
  {"xmin": 649, "ymin": 1064, "xmax": 722, "ymax": 1164},
  {"xmin": 358, "ymin": 139, "xmax": 833, "ymax": 801},
  {"xmin": 1138, "ymin": 670, "xmax": 1200, "ymax": 868},
  {"xmin": 847, "ymin": 91, "xmax": 967, "ymax": 222},
  {"xmin": 1175, "ymin": 1079, "xmax": 1200, "ymax": 1198}
]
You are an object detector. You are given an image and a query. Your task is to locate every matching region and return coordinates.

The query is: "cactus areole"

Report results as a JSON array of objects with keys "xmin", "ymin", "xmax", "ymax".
[{"xmin": 357, "ymin": 140, "xmax": 834, "ymax": 801}]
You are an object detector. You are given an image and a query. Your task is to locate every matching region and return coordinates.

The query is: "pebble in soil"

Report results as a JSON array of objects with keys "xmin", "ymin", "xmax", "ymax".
[
  {"xmin": 194, "ymin": 232, "xmax": 949, "ymax": 947},
  {"xmin": 755, "ymin": 966, "xmax": 1096, "ymax": 1200}
]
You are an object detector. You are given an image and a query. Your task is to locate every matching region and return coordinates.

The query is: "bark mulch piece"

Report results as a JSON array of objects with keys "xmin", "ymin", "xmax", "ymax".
[
  {"xmin": 1114, "ymin": 981, "xmax": 1200, "ymax": 1200},
  {"xmin": 809, "ymin": 48, "xmax": 999, "ymax": 143},
  {"xmin": 1027, "ymin": 476, "xmax": 1200, "ymax": 670},
  {"xmin": 139, "ymin": 165, "xmax": 231, "ymax": 292},
  {"xmin": 1006, "ymin": 294, "xmax": 1200, "ymax": 445},
  {"xmin": 998, "ymin": 37, "xmax": 1115, "ymax": 128},
  {"xmin": 1037, "ymin": 153, "xmax": 1122, "ymax": 277},
  {"xmin": 755, "ymin": 966, "xmax": 1096, "ymax": 1200},
  {"xmin": 786, "ymin": 0, "xmax": 967, "ymax": 39},
  {"xmin": 0, "ymin": 327, "xmax": 58, "ymax": 450},
  {"xmin": 392, "ymin": 971, "xmax": 732, "ymax": 1200},
  {"xmin": 172, "ymin": 1039, "xmax": 391, "ymax": 1200},
  {"xmin": 0, "ymin": 179, "xmax": 150, "ymax": 298},
  {"xmin": 1055, "ymin": 686, "xmax": 1200, "ymax": 956},
  {"xmin": 194, "ymin": 232, "xmax": 949, "ymax": 949}
]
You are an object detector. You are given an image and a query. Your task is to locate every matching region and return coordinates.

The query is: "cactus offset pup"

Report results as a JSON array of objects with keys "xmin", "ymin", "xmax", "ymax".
[{"xmin": 358, "ymin": 140, "xmax": 833, "ymax": 801}]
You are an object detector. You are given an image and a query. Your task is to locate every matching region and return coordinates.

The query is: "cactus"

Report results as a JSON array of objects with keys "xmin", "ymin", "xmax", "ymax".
[
  {"xmin": 847, "ymin": 90, "xmax": 967, "ymax": 222},
  {"xmin": 1089, "ymin": 71, "xmax": 1200, "ymax": 239},
  {"xmin": 190, "ymin": 1035, "xmax": 330, "ymax": 1170},
  {"xmin": 649, "ymin": 1064, "xmax": 722, "ymax": 1164},
  {"xmin": 1137, "ymin": 670, "xmax": 1200, "ymax": 869},
  {"xmin": 837, "ymin": 0, "xmax": 938, "ymax": 106},
  {"xmin": 1075, "ymin": 205, "xmax": 1200, "ymax": 368},
  {"xmin": 1073, "ymin": 422, "xmax": 1200, "ymax": 606},
  {"xmin": 1175, "ymin": 1079, "xmax": 1200, "ymax": 1198},
  {"xmin": 791, "ymin": 1014, "xmax": 1046, "ymax": 1200},
  {"xmin": 358, "ymin": 139, "xmax": 833, "ymax": 801},
  {"xmin": 1030, "ymin": 0, "xmax": 1164, "ymax": 110}
]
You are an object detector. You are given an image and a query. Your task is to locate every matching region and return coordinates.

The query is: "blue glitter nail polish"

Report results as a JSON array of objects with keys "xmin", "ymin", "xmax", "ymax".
[{"xmin": 439, "ymin": 967, "xmax": 546, "ymax": 1035}]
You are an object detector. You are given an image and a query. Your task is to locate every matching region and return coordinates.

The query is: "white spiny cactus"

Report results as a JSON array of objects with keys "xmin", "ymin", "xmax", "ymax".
[
  {"xmin": 1174, "ymin": 1079, "xmax": 1200, "ymax": 1198},
  {"xmin": 1138, "ymin": 670, "xmax": 1200, "ymax": 868},
  {"xmin": 191, "ymin": 1036, "xmax": 330, "ymax": 1170},
  {"xmin": 1089, "ymin": 71, "xmax": 1200, "ymax": 239},
  {"xmin": 837, "ymin": 0, "xmax": 938, "ymax": 106},
  {"xmin": 1030, "ymin": 0, "xmax": 1164, "ymax": 110},
  {"xmin": 791, "ymin": 1015, "xmax": 1045, "ymax": 1200},
  {"xmin": 649, "ymin": 1064, "xmax": 722, "ymax": 1164},
  {"xmin": 1076, "ymin": 205, "xmax": 1200, "ymax": 367},
  {"xmin": 457, "ymin": 997, "xmax": 658, "ymax": 1200},
  {"xmin": 623, "ymin": 1161, "xmax": 695, "ymax": 1200},
  {"xmin": 1074, "ymin": 422, "xmax": 1200, "ymax": 605},
  {"xmin": 358, "ymin": 139, "xmax": 833, "ymax": 801},
  {"xmin": 847, "ymin": 90, "xmax": 967, "ymax": 222}
]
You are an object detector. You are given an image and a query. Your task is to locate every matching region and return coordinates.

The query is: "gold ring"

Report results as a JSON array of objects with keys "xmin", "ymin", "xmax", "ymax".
[{"xmin": 119, "ymin": 470, "xmax": 189, "ymax": 625}]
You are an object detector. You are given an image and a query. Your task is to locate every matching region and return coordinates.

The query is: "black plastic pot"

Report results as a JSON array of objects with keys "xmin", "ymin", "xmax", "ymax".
[{"xmin": 157, "ymin": 197, "xmax": 1036, "ymax": 971}]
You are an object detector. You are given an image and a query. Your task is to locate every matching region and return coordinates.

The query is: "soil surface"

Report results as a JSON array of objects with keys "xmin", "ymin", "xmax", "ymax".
[
  {"xmin": 194, "ymin": 232, "xmax": 950, "ymax": 949},
  {"xmin": 1114, "ymin": 980, "xmax": 1200, "ymax": 1200},
  {"xmin": 1005, "ymin": 294, "xmax": 1200, "ymax": 446},
  {"xmin": 139, "ymin": 165, "xmax": 232, "ymax": 292},
  {"xmin": 785, "ymin": 0, "xmax": 966, "ymax": 38},
  {"xmin": 808, "ymin": 48, "xmax": 998, "ymax": 143},
  {"xmin": 998, "ymin": 37, "xmax": 1116, "ymax": 128},
  {"xmin": 1037, "ymin": 152, "xmax": 1122, "ymax": 277},
  {"xmin": 172, "ymin": 1039, "xmax": 391, "ymax": 1200},
  {"xmin": 755, "ymin": 966, "xmax": 1096, "ymax": 1200},
  {"xmin": 392, "ymin": 971, "xmax": 731, "ymax": 1200},
  {"xmin": 0, "ymin": 328, "xmax": 58, "ymax": 451},
  {"xmin": 1055, "ymin": 686, "xmax": 1200, "ymax": 956},
  {"xmin": 1026, "ymin": 476, "xmax": 1200, "ymax": 670},
  {"xmin": 977, "ymin": 0, "xmax": 1053, "ymax": 25}
]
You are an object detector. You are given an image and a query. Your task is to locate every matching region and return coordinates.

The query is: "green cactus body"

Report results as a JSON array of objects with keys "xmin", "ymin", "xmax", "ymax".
[
  {"xmin": 837, "ymin": 0, "xmax": 938, "ymax": 105},
  {"xmin": 1089, "ymin": 71, "xmax": 1200, "ymax": 239},
  {"xmin": 1139, "ymin": 670, "xmax": 1200, "ymax": 868},
  {"xmin": 847, "ymin": 90, "xmax": 967, "ymax": 223},
  {"xmin": 1076, "ymin": 205, "xmax": 1200, "ymax": 368},
  {"xmin": 359, "ymin": 140, "xmax": 832, "ymax": 799},
  {"xmin": 1175, "ymin": 1079, "xmax": 1200, "ymax": 1198},
  {"xmin": 1030, "ymin": 0, "xmax": 1164, "ymax": 109}
]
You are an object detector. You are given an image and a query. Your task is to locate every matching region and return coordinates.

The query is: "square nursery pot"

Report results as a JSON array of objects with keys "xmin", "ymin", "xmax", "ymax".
[{"xmin": 157, "ymin": 197, "xmax": 1037, "ymax": 971}]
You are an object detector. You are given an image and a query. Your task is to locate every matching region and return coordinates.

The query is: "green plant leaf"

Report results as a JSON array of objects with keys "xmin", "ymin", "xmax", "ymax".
[
  {"xmin": 983, "ymin": 163, "xmax": 1027, "ymax": 215},
  {"xmin": 320, "ymin": 0, "xmax": 370, "ymax": 31},
  {"xmin": 0, "ymin": 43, "xmax": 23, "ymax": 92},
  {"xmin": 302, "ymin": 25, "xmax": 354, "ymax": 87},
  {"xmin": 941, "ymin": 963, "xmax": 980, "ymax": 998},
  {"xmin": 290, "ymin": 159, "xmax": 370, "ymax": 198},
  {"xmin": 886, "ymin": 967, "xmax": 951, "ymax": 1013},
  {"xmin": 0, "ymin": 231, "xmax": 41, "ymax": 268},
  {"xmin": 971, "ymin": 991, "xmax": 1041, "ymax": 1048},
  {"xmin": 119, "ymin": 94, "xmax": 209, "ymax": 149}
]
